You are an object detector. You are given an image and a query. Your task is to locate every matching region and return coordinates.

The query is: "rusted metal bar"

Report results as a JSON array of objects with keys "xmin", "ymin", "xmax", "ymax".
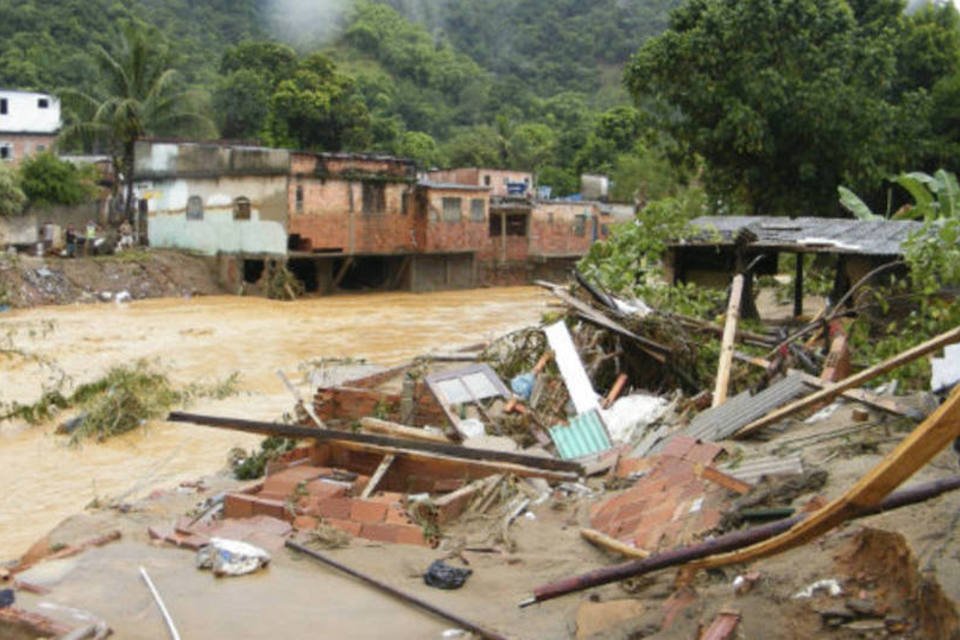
[
  {"xmin": 286, "ymin": 540, "xmax": 508, "ymax": 640},
  {"xmin": 519, "ymin": 475, "xmax": 960, "ymax": 607},
  {"xmin": 167, "ymin": 411, "xmax": 582, "ymax": 474}
]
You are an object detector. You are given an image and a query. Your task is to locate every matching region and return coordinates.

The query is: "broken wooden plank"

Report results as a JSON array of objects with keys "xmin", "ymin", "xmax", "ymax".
[
  {"xmin": 736, "ymin": 325, "xmax": 960, "ymax": 437},
  {"xmin": 712, "ymin": 274, "xmax": 744, "ymax": 408},
  {"xmin": 691, "ymin": 385, "xmax": 960, "ymax": 570},
  {"xmin": 359, "ymin": 454, "xmax": 395, "ymax": 499},
  {"xmin": 332, "ymin": 439, "xmax": 579, "ymax": 483},
  {"xmin": 330, "ymin": 256, "xmax": 355, "ymax": 290},
  {"xmin": 520, "ymin": 474, "xmax": 960, "ymax": 606},
  {"xmin": 602, "ymin": 373, "xmax": 629, "ymax": 409},
  {"xmin": 795, "ymin": 372, "xmax": 922, "ymax": 420},
  {"xmin": 536, "ymin": 281, "xmax": 670, "ymax": 362},
  {"xmin": 277, "ymin": 369, "xmax": 328, "ymax": 429},
  {"xmin": 168, "ymin": 411, "xmax": 583, "ymax": 474},
  {"xmin": 358, "ymin": 417, "xmax": 451, "ymax": 443},
  {"xmin": 580, "ymin": 528, "xmax": 650, "ymax": 559}
]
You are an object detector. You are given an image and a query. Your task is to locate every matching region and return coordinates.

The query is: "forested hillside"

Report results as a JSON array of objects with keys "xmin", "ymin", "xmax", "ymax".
[{"xmin": 0, "ymin": 0, "xmax": 677, "ymax": 195}]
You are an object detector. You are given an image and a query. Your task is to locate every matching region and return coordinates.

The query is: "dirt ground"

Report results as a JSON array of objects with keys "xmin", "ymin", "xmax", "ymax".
[
  {"xmin": 6, "ymin": 398, "xmax": 960, "ymax": 640},
  {"xmin": 0, "ymin": 249, "xmax": 224, "ymax": 308}
]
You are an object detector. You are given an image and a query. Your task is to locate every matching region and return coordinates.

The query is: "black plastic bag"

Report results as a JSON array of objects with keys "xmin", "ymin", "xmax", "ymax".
[{"xmin": 423, "ymin": 560, "xmax": 472, "ymax": 590}]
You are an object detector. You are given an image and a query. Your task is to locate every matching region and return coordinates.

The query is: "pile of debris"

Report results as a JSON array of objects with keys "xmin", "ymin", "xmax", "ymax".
[{"xmin": 6, "ymin": 276, "xmax": 960, "ymax": 639}]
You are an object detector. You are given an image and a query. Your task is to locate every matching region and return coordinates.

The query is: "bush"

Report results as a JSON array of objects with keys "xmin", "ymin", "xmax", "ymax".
[
  {"xmin": 0, "ymin": 163, "xmax": 26, "ymax": 217},
  {"xmin": 18, "ymin": 152, "xmax": 99, "ymax": 207}
]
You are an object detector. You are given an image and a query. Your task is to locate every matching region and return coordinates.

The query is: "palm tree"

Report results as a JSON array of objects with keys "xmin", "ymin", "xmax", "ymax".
[{"xmin": 59, "ymin": 22, "xmax": 214, "ymax": 220}]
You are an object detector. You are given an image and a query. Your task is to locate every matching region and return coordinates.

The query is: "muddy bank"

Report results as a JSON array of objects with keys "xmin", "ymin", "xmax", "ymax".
[{"xmin": 0, "ymin": 250, "xmax": 225, "ymax": 309}]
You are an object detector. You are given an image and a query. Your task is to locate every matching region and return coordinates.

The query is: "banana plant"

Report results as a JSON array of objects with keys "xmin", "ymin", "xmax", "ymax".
[{"xmin": 838, "ymin": 169, "xmax": 960, "ymax": 222}]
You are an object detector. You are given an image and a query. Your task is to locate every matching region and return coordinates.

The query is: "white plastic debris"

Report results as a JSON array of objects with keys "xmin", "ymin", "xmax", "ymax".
[
  {"xmin": 792, "ymin": 578, "xmax": 843, "ymax": 599},
  {"xmin": 441, "ymin": 629, "xmax": 469, "ymax": 639},
  {"xmin": 196, "ymin": 538, "xmax": 270, "ymax": 577},
  {"xmin": 114, "ymin": 290, "xmax": 132, "ymax": 304},
  {"xmin": 457, "ymin": 418, "xmax": 486, "ymax": 440},
  {"xmin": 804, "ymin": 401, "xmax": 842, "ymax": 423},
  {"xmin": 600, "ymin": 393, "xmax": 670, "ymax": 443}
]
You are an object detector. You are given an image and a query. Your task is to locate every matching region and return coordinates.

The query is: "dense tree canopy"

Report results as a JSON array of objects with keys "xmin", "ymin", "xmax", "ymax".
[{"xmin": 626, "ymin": 0, "xmax": 960, "ymax": 215}]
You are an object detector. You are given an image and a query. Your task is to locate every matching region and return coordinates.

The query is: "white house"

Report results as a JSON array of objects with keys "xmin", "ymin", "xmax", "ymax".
[{"xmin": 0, "ymin": 89, "xmax": 61, "ymax": 163}]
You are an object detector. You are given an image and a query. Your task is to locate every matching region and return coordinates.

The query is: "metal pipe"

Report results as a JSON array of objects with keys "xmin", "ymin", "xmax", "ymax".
[
  {"xmin": 139, "ymin": 566, "xmax": 181, "ymax": 640},
  {"xmin": 520, "ymin": 475, "xmax": 960, "ymax": 607},
  {"xmin": 285, "ymin": 540, "xmax": 508, "ymax": 640}
]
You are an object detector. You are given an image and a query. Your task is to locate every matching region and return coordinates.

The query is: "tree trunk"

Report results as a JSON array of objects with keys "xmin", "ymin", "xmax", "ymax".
[{"xmin": 122, "ymin": 141, "xmax": 135, "ymax": 223}]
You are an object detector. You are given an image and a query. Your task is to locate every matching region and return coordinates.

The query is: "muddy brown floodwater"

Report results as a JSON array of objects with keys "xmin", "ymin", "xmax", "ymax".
[{"xmin": 0, "ymin": 287, "xmax": 548, "ymax": 559}]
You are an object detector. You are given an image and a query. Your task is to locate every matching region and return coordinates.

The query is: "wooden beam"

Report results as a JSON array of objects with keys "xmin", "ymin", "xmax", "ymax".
[
  {"xmin": 332, "ymin": 439, "xmax": 579, "ymax": 483},
  {"xmin": 359, "ymin": 417, "xmax": 451, "ymax": 443},
  {"xmin": 359, "ymin": 454, "xmax": 395, "ymax": 499},
  {"xmin": 691, "ymin": 384, "xmax": 960, "ymax": 570},
  {"xmin": 331, "ymin": 256, "xmax": 355, "ymax": 290},
  {"xmin": 713, "ymin": 275, "xmax": 744, "ymax": 407},
  {"xmin": 580, "ymin": 528, "xmax": 650, "ymax": 559},
  {"xmin": 735, "ymin": 325, "xmax": 960, "ymax": 437},
  {"xmin": 796, "ymin": 372, "xmax": 921, "ymax": 420},
  {"xmin": 277, "ymin": 369, "xmax": 327, "ymax": 429},
  {"xmin": 167, "ymin": 411, "xmax": 583, "ymax": 474},
  {"xmin": 793, "ymin": 254, "xmax": 804, "ymax": 318}
]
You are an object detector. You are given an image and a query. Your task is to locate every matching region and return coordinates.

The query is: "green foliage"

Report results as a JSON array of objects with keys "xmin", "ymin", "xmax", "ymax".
[
  {"xmin": 264, "ymin": 53, "xmax": 371, "ymax": 151},
  {"xmin": 0, "ymin": 163, "xmax": 26, "ymax": 217},
  {"xmin": 18, "ymin": 152, "xmax": 99, "ymax": 207},
  {"xmin": 394, "ymin": 131, "xmax": 444, "ymax": 168},
  {"xmin": 627, "ymin": 0, "xmax": 960, "ymax": 216},
  {"xmin": 230, "ymin": 436, "xmax": 297, "ymax": 480},
  {"xmin": 580, "ymin": 187, "xmax": 705, "ymax": 287}
]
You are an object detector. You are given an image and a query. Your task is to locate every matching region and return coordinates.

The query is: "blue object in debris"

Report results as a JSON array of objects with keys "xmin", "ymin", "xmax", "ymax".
[
  {"xmin": 0, "ymin": 588, "xmax": 14, "ymax": 609},
  {"xmin": 510, "ymin": 373, "xmax": 536, "ymax": 400}
]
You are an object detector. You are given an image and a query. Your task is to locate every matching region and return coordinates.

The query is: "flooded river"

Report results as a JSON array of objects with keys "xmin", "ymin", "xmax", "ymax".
[{"xmin": 0, "ymin": 287, "xmax": 547, "ymax": 559}]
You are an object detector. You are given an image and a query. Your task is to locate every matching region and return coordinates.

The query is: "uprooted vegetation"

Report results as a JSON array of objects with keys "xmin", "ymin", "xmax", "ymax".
[{"xmin": 1, "ymin": 359, "xmax": 241, "ymax": 443}]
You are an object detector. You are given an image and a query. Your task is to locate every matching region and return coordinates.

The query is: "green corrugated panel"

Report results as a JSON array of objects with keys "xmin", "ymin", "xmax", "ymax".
[{"xmin": 549, "ymin": 409, "xmax": 612, "ymax": 460}]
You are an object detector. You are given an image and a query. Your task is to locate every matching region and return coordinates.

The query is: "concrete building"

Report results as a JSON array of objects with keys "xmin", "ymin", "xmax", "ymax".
[
  {"xmin": 0, "ymin": 89, "xmax": 60, "ymax": 163},
  {"xmin": 425, "ymin": 168, "xmax": 533, "ymax": 198},
  {"xmin": 133, "ymin": 141, "xmax": 291, "ymax": 257}
]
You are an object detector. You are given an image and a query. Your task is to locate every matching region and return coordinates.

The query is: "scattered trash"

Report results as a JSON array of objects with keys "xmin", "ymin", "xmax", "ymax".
[
  {"xmin": 793, "ymin": 578, "xmax": 844, "ymax": 599},
  {"xmin": 423, "ymin": 560, "xmax": 473, "ymax": 590},
  {"xmin": 196, "ymin": 538, "xmax": 271, "ymax": 577}
]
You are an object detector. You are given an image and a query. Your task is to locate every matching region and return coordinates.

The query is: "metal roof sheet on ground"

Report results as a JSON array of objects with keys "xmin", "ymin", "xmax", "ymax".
[
  {"xmin": 549, "ymin": 409, "xmax": 612, "ymax": 460},
  {"xmin": 681, "ymin": 372, "xmax": 811, "ymax": 442},
  {"xmin": 720, "ymin": 453, "xmax": 804, "ymax": 485},
  {"xmin": 675, "ymin": 216, "xmax": 925, "ymax": 256}
]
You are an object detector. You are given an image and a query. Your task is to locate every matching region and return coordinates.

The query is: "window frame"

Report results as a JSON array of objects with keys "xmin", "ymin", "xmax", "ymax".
[
  {"xmin": 441, "ymin": 196, "xmax": 462, "ymax": 223},
  {"xmin": 470, "ymin": 198, "xmax": 485, "ymax": 223},
  {"xmin": 186, "ymin": 195, "xmax": 204, "ymax": 221},
  {"xmin": 233, "ymin": 196, "xmax": 252, "ymax": 221}
]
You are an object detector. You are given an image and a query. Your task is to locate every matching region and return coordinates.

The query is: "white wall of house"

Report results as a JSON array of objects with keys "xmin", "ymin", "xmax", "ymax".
[
  {"xmin": 138, "ymin": 176, "xmax": 289, "ymax": 256},
  {"xmin": 0, "ymin": 90, "xmax": 61, "ymax": 133}
]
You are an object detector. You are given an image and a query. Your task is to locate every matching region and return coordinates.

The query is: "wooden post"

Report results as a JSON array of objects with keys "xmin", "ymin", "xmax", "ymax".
[
  {"xmin": 736, "ymin": 324, "xmax": 960, "ymax": 437},
  {"xmin": 331, "ymin": 256, "xmax": 355, "ymax": 291},
  {"xmin": 712, "ymin": 275, "xmax": 744, "ymax": 407},
  {"xmin": 360, "ymin": 454, "xmax": 395, "ymax": 499},
  {"xmin": 793, "ymin": 253, "xmax": 804, "ymax": 318}
]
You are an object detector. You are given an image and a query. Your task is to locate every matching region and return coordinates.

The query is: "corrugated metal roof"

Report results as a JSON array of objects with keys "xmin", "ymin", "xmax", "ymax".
[
  {"xmin": 549, "ymin": 409, "xmax": 612, "ymax": 460},
  {"xmin": 674, "ymin": 216, "xmax": 926, "ymax": 256},
  {"xmin": 682, "ymin": 372, "xmax": 811, "ymax": 441},
  {"xmin": 720, "ymin": 454, "xmax": 804, "ymax": 485}
]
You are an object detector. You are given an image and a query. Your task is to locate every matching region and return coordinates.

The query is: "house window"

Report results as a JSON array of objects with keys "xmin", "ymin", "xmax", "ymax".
[
  {"xmin": 442, "ymin": 197, "xmax": 462, "ymax": 222},
  {"xmin": 234, "ymin": 196, "xmax": 251, "ymax": 220},
  {"xmin": 574, "ymin": 214, "xmax": 587, "ymax": 237},
  {"xmin": 506, "ymin": 213, "xmax": 528, "ymax": 237},
  {"xmin": 295, "ymin": 185, "xmax": 304, "ymax": 213},
  {"xmin": 362, "ymin": 182, "xmax": 385, "ymax": 215},
  {"xmin": 0, "ymin": 144, "xmax": 11, "ymax": 161},
  {"xmin": 0, "ymin": 99, "xmax": 7, "ymax": 115},
  {"xmin": 483, "ymin": 175, "xmax": 491, "ymax": 186},
  {"xmin": 36, "ymin": 144, "xmax": 45, "ymax": 152},
  {"xmin": 470, "ymin": 198, "xmax": 485, "ymax": 222},
  {"xmin": 489, "ymin": 214, "xmax": 501, "ymax": 237},
  {"xmin": 38, "ymin": 98, "xmax": 49, "ymax": 109},
  {"xmin": 186, "ymin": 196, "xmax": 203, "ymax": 221}
]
